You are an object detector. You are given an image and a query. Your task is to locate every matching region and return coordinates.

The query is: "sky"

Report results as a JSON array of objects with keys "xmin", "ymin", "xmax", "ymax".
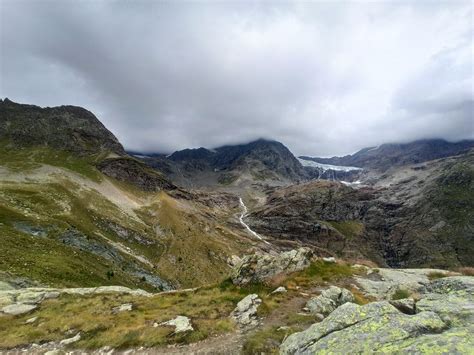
[{"xmin": 1, "ymin": 1, "xmax": 473, "ymax": 157}]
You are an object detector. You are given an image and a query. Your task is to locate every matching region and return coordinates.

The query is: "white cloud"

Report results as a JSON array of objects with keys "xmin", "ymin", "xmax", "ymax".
[{"xmin": 1, "ymin": 0, "xmax": 472, "ymax": 156}]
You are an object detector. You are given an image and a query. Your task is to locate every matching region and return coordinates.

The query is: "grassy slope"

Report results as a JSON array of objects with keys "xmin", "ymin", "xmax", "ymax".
[
  {"xmin": 0, "ymin": 145, "xmax": 248, "ymax": 289},
  {"xmin": 0, "ymin": 260, "xmax": 362, "ymax": 350}
]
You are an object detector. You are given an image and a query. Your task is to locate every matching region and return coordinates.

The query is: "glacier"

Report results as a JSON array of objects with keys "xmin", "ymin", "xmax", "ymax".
[{"xmin": 298, "ymin": 158, "xmax": 362, "ymax": 172}]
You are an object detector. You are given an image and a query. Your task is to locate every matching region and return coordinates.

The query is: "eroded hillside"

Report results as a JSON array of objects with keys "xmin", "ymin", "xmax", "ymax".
[{"xmin": 246, "ymin": 151, "xmax": 474, "ymax": 268}]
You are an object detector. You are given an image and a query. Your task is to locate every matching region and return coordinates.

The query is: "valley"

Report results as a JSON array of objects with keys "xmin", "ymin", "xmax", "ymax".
[{"xmin": 0, "ymin": 98, "xmax": 473, "ymax": 353}]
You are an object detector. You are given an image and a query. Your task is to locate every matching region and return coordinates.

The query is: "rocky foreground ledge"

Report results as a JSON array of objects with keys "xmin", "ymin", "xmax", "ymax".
[
  {"xmin": 228, "ymin": 249, "xmax": 474, "ymax": 354},
  {"xmin": 281, "ymin": 276, "xmax": 474, "ymax": 354},
  {"xmin": 0, "ymin": 249, "xmax": 473, "ymax": 354}
]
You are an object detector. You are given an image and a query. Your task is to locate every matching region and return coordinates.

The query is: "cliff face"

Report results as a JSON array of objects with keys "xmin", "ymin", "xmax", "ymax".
[
  {"xmin": 96, "ymin": 157, "xmax": 176, "ymax": 191},
  {"xmin": 0, "ymin": 98, "xmax": 125, "ymax": 155}
]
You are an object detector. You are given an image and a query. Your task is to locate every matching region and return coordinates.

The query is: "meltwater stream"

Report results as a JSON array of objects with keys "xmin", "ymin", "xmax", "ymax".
[{"xmin": 239, "ymin": 197, "xmax": 270, "ymax": 245}]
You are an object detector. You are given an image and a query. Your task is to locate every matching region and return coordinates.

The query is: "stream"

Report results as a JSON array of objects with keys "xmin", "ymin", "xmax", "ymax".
[{"xmin": 239, "ymin": 197, "xmax": 270, "ymax": 245}]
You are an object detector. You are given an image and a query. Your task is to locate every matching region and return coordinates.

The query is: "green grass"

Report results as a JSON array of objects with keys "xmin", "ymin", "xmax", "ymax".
[
  {"xmin": 0, "ymin": 141, "xmax": 258, "ymax": 291},
  {"xmin": 427, "ymin": 272, "xmax": 449, "ymax": 280},
  {"xmin": 433, "ymin": 162, "xmax": 474, "ymax": 225},
  {"xmin": 0, "ymin": 179, "xmax": 167, "ymax": 288},
  {"xmin": 0, "ymin": 280, "xmax": 291, "ymax": 350},
  {"xmin": 0, "ymin": 144, "xmax": 104, "ymax": 181},
  {"xmin": 0, "ymin": 224, "xmax": 147, "ymax": 289},
  {"xmin": 391, "ymin": 289, "xmax": 410, "ymax": 300},
  {"xmin": 0, "ymin": 285, "xmax": 241, "ymax": 349},
  {"xmin": 284, "ymin": 260, "xmax": 354, "ymax": 288},
  {"xmin": 241, "ymin": 313, "xmax": 318, "ymax": 354}
]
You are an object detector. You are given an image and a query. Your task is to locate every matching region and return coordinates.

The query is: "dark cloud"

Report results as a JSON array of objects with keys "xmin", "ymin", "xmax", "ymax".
[{"xmin": 1, "ymin": 1, "xmax": 472, "ymax": 156}]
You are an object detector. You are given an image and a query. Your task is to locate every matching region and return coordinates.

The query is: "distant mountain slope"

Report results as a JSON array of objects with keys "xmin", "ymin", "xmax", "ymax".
[
  {"xmin": 302, "ymin": 139, "xmax": 474, "ymax": 171},
  {"xmin": 248, "ymin": 150, "xmax": 474, "ymax": 268},
  {"xmin": 139, "ymin": 139, "xmax": 307, "ymax": 187},
  {"xmin": 0, "ymin": 98, "xmax": 125, "ymax": 155},
  {"xmin": 213, "ymin": 139, "xmax": 306, "ymax": 180}
]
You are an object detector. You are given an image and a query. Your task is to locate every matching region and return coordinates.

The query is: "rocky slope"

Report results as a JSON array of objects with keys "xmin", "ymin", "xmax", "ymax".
[
  {"xmin": 303, "ymin": 138, "xmax": 474, "ymax": 171},
  {"xmin": 137, "ymin": 139, "xmax": 307, "ymax": 188},
  {"xmin": 0, "ymin": 99, "xmax": 266, "ymax": 293},
  {"xmin": 0, "ymin": 98, "xmax": 125, "ymax": 155},
  {"xmin": 247, "ymin": 150, "xmax": 474, "ymax": 268},
  {"xmin": 281, "ymin": 270, "xmax": 474, "ymax": 354}
]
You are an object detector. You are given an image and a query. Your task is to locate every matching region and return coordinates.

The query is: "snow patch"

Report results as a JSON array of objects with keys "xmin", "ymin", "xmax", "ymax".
[
  {"xmin": 132, "ymin": 154, "xmax": 149, "ymax": 159},
  {"xmin": 365, "ymin": 145, "xmax": 380, "ymax": 153},
  {"xmin": 298, "ymin": 158, "xmax": 362, "ymax": 172}
]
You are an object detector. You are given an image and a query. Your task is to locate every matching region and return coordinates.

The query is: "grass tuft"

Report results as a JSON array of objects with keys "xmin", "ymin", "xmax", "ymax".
[{"xmin": 391, "ymin": 289, "xmax": 410, "ymax": 300}]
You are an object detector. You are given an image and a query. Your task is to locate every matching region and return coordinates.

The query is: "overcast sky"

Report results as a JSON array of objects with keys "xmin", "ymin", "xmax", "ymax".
[{"xmin": 1, "ymin": 1, "xmax": 472, "ymax": 156}]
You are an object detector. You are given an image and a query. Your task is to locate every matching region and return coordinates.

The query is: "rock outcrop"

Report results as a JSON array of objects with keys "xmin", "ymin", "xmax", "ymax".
[
  {"xmin": 281, "ymin": 276, "xmax": 474, "ymax": 354},
  {"xmin": 230, "ymin": 294, "xmax": 262, "ymax": 327},
  {"xmin": 306, "ymin": 286, "xmax": 354, "ymax": 316},
  {"xmin": 282, "ymin": 302, "xmax": 447, "ymax": 354},
  {"xmin": 97, "ymin": 157, "xmax": 176, "ymax": 192},
  {"xmin": 0, "ymin": 286, "xmax": 150, "ymax": 315},
  {"xmin": 231, "ymin": 248, "xmax": 312, "ymax": 285},
  {"xmin": 355, "ymin": 268, "xmax": 457, "ymax": 299},
  {"xmin": 248, "ymin": 151, "xmax": 474, "ymax": 269},
  {"xmin": 1, "ymin": 303, "xmax": 37, "ymax": 316},
  {"xmin": 157, "ymin": 316, "xmax": 193, "ymax": 333}
]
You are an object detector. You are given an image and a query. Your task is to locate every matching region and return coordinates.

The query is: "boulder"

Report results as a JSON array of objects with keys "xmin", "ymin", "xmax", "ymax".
[
  {"xmin": 321, "ymin": 286, "xmax": 354, "ymax": 304},
  {"xmin": 1, "ymin": 303, "xmax": 37, "ymax": 316},
  {"xmin": 306, "ymin": 296, "xmax": 336, "ymax": 316},
  {"xmin": 271, "ymin": 286, "xmax": 287, "ymax": 295},
  {"xmin": 231, "ymin": 248, "xmax": 312, "ymax": 285},
  {"xmin": 306, "ymin": 286, "xmax": 354, "ymax": 316},
  {"xmin": 158, "ymin": 316, "xmax": 193, "ymax": 333},
  {"xmin": 112, "ymin": 303, "xmax": 133, "ymax": 313},
  {"xmin": 59, "ymin": 333, "xmax": 81, "ymax": 345},
  {"xmin": 230, "ymin": 294, "xmax": 262, "ymax": 327}
]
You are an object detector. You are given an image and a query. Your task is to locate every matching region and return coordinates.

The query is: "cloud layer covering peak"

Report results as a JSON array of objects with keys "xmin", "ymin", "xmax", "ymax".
[{"xmin": 1, "ymin": 1, "xmax": 472, "ymax": 156}]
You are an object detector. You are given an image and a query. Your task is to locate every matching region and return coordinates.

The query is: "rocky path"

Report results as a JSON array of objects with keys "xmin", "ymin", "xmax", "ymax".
[{"xmin": 152, "ymin": 331, "xmax": 244, "ymax": 355}]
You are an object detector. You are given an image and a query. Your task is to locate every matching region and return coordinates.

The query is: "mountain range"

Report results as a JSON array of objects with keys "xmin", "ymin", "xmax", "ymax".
[
  {"xmin": 1, "ymin": 98, "xmax": 473, "ymax": 352},
  {"xmin": 300, "ymin": 139, "xmax": 474, "ymax": 171}
]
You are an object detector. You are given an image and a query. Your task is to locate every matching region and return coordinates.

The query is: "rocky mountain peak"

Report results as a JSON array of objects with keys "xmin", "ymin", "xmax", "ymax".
[
  {"xmin": 0, "ymin": 98, "xmax": 125, "ymax": 155},
  {"xmin": 168, "ymin": 147, "xmax": 215, "ymax": 162}
]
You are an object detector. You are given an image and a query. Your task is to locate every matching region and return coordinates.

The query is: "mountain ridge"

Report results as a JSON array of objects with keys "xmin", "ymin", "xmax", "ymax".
[
  {"xmin": 300, "ymin": 139, "xmax": 474, "ymax": 171},
  {"xmin": 0, "ymin": 98, "xmax": 125, "ymax": 156}
]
